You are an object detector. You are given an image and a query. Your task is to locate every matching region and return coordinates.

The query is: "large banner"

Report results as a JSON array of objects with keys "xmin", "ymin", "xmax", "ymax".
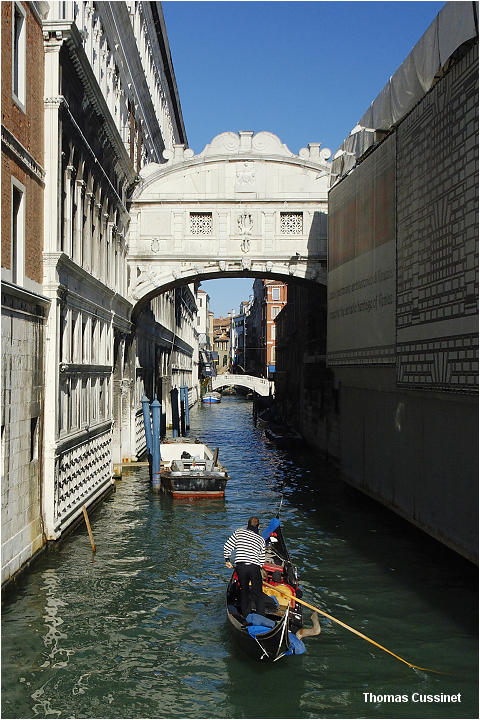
[{"xmin": 327, "ymin": 135, "xmax": 396, "ymax": 365}]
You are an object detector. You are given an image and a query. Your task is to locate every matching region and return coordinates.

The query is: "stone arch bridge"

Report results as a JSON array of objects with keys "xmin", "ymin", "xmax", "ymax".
[
  {"xmin": 127, "ymin": 130, "xmax": 331, "ymax": 310},
  {"xmin": 211, "ymin": 373, "xmax": 274, "ymax": 397}
]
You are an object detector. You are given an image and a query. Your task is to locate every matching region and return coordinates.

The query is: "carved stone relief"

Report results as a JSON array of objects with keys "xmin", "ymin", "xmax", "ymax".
[{"xmin": 235, "ymin": 162, "xmax": 256, "ymax": 192}]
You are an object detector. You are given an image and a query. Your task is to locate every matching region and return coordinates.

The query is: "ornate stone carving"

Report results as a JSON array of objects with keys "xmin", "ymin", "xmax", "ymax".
[
  {"xmin": 151, "ymin": 238, "xmax": 160, "ymax": 253},
  {"xmin": 237, "ymin": 212, "xmax": 253, "ymax": 252},
  {"xmin": 252, "ymin": 131, "xmax": 294, "ymax": 157},
  {"xmin": 235, "ymin": 162, "xmax": 255, "ymax": 192},
  {"xmin": 163, "ymin": 145, "xmax": 194, "ymax": 165}
]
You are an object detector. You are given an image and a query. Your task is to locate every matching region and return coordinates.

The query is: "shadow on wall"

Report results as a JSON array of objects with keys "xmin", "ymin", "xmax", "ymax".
[{"xmin": 274, "ymin": 210, "xmax": 340, "ymax": 459}]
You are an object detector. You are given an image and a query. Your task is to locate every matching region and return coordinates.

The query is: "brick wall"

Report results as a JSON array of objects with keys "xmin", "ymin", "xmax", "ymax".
[{"xmin": 1, "ymin": 1, "xmax": 45, "ymax": 284}]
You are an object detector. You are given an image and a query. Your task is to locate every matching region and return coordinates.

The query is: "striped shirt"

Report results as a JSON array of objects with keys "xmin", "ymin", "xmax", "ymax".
[{"xmin": 224, "ymin": 528, "xmax": 266, "ymax": 567}]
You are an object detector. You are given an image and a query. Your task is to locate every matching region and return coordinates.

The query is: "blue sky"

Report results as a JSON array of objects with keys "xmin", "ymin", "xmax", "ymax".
[{"xmin": 162, "ymin": 1, "xmax": 445, "ymax": 316}]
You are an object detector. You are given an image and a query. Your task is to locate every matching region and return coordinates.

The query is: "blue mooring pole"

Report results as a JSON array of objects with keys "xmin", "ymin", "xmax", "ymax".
[
  {"xmin": 142, "ymin": 394, "xmax": 153, "ymax": 457},
  {"xmin": 171, "ymin": 387, "xmax": 179, "ymax": 438},
  {"xmin": 183, "ymin": 385, "xmax": 190, "ymax": 429},
  {"xmin": 151, "ymin": 395, "xmax": 161, "ymax": 490},
  {"xmin": 180, "ymin": 387, "xmax": 186, "ymax": 437}
]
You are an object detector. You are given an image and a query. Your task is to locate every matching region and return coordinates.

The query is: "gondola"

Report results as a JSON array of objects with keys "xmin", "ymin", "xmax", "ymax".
[{"xmin": 226, "ymin": 518, "xmax": 307, "ymax": 662}]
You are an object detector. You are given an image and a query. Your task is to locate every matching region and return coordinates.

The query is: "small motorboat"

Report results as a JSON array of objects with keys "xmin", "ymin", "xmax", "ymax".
[
  {"xmin": 226, "ymin": 518, "xmax": 307, "ymax": 662},
  {"xmin": 202, "ymin": 391, "xmax": 222, "ymax": 403},
  {"xmin": 158, "ymin": 439, "xmax": 229, "ymax": 498}
]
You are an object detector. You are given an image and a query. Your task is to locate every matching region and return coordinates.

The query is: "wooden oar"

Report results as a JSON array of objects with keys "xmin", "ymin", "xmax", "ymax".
[{"xmin": 263, "ymin": 582, "xmax": 445, "ymax": 674}]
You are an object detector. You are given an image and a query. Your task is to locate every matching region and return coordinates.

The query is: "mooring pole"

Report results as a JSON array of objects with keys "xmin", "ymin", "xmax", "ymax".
[
  {"xmin": 184, "ymin": 385, "xmax": 190, "ymax": 429},
  {"xmin": 180, "ymin": 387, "xmax": 186, "ymax": 436},
  {"xmin": 151, "ymin": 395, "xmax": 161, "ymax": 490},
  {"xmin": 171, "ymin": 387, "xmax": 179, "ymax": 438},
  {"xmin": 141, "ymin": 394, "xmax": 153, "ymax": 457},
  {"xmin": 82, "ymin": 505, "xmax": 96, "ymax": 553}
]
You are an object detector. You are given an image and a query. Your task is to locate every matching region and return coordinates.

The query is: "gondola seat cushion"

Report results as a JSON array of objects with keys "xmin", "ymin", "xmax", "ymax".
[
  {"xmin": 246, "ymin": 613, "xmax": 275, "ymax": 628},
  {"xmin": 264, "ymin": 582, "xmax": 296, "ymax": 608},
  {"xmin": 246, "ymin": 625, "xmax": 272, "ymax": 638}
]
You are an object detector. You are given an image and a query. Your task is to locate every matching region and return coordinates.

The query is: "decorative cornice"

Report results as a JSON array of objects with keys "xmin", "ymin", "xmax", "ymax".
[
  {"xmin": 1, "ymin": 280, "xmax": 51, "ymax": 308},
  {"xmin": 1, "ymin": 125, "xmax": 45, "ymax": 183},
  {"xmin": 59, "ymin": 363, "xmax": 113, "ymax": 375}
]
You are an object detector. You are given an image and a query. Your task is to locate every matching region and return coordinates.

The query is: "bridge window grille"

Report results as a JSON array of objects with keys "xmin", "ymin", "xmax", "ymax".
[
  {"xmin": 190, "ymin": 212, "xmax": 212, "ymax": 235},
  {"xmin": 280, "ymin": 212, "xmax": 303, "ymax": 234}
]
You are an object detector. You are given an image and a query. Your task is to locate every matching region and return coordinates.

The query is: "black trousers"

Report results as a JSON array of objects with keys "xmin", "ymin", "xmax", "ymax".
[{"xmin": 236, "ymin": 562, "xmax": 265, "ymax": 617}]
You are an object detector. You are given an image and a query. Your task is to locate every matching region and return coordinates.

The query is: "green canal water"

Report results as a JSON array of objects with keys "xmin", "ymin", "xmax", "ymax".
[{"xmin": 2, "ymin": 396, "xmax": 478, "ymax": 719}]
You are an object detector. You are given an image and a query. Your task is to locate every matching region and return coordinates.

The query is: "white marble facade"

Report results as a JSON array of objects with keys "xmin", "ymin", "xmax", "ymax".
[{"xmin": 39, "ymin": 1, "xmax": 191, "ymax": 543}]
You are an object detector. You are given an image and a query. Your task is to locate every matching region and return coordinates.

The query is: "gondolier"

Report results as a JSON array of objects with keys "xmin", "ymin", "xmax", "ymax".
[{"xmin": 224, "ymin": 517, "xmax": 266, "ymax": 617}]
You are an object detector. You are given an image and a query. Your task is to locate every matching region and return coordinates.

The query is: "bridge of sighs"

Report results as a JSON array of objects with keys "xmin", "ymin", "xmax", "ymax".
[{"xmin": 126, "ymin": 131, "xmax": 331, "ymax": 308}]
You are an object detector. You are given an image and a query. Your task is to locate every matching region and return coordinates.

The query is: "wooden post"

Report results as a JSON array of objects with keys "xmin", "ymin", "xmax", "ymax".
[{"xmin": 82, "ymin": 505, "xmax": 96, "ymax": 552}]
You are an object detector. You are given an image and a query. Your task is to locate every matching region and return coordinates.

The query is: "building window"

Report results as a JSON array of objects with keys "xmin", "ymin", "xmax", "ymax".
[
  {"xmin": 12, "ymin": 1, "xmax": 26, "ymax": 109},
  {"xmin": 190, "ymin": 212, "xmax": 212, "ymax": 235},
  {"xmin": 30, "ymin": 417, "xmax": 39, "ymax": 461},
  {"xmin": 272, "ymin": 287, "xmax": 281, "ymax": 301},
  {"xmin": 271, "ymin": 306, "xmax": 281, "ymax": 319},
  {"xmin": 280, "ymin": 212, "xmax": 303, "ymax": 234},
  {"xmin": 11, "ymin": 179, "xmax": 25, "ymax": 285},
  {"xmin": 271, "ymin": 324, "xmax": 276, "ymax": 341}
]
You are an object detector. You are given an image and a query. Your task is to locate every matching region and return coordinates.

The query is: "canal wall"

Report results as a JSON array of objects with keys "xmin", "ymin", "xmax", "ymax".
[
  {"xmin": 326, "ymin": 36, "xmax": 478, "ymax": 562},
  {"xmin": 1, "ymin": 285, "xmax": 49, "ymax": 584},
  {"xmin": 337, "ymin": 368, "xmax": 478, "ymax": 562}
]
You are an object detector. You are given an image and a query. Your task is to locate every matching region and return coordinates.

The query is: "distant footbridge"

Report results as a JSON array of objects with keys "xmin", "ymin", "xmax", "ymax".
[{"xmin": 211, "ymin": 373, "xmax": 274, "ymax": 397}]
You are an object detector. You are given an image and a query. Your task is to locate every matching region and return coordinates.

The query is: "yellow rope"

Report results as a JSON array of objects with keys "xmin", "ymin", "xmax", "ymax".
[{"xmin": 263, "ymin": 582, "xmax": 446, "ymax": 675}]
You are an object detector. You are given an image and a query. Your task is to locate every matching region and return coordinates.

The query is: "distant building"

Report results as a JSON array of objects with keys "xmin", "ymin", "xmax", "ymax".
[
  {"xmin": 231, "ymin": 300, "xmax": 251, "ymax": 372},
  {"xmin": 247, "ymin": 279, "xmax": 287, "ymax": 377},
  {"xmin": 196, "ymin": 289, "xmax": 210, "ymax": 348},
  {"xmin": 213, "ymin": 316, "xmax": 231, "ymax": 374},
  {"xmin": 196, "ymin": 288, "xmax": 216, "ymax": 378}
]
